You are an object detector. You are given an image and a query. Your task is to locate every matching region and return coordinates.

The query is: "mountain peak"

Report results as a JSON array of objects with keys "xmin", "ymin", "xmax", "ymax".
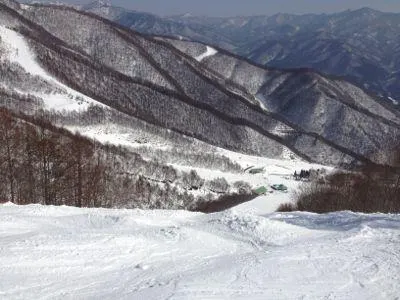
[
  {"xmin": 181, "ymin": 12, "xmax": 193, "ymax": 18},
  {"xmin": 83, "ymin": 0, "xmax": 112, "ymax": 10},
  {"xmin": 350, "ymin": 7, "xmax": 381, "ymax": 16}
]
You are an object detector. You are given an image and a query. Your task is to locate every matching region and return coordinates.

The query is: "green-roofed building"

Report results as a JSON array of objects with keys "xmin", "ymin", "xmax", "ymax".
[{"xmin": 254, "ymin": 186, "xmax": 268, "ymax": 195}]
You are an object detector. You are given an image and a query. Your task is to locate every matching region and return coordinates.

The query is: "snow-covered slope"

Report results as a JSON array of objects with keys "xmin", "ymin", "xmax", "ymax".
[
  {"xmin": 0, "ymin": 25, "xmax": 105, "ymax": 112},
  {"xmin": 169, "ymin": 146, "xmax": 331, "ymax": 213},
  {"xmin": 1, "ymin": 1, "xmax": 399, "ymax": 166},
  {"xmin": 90, "ymin": 4, "xmax": 400, "ymax": 103},
  {"xmin": 1, "ymin": 203, "xmax": 399, "ymax": 299},
  {"xmin": 60, "ymin": 123, "xmax": 329, "ymax": 212},
  {"xmin": 195, "ymin": 46, "xmax": 217, "ymax": 62}
]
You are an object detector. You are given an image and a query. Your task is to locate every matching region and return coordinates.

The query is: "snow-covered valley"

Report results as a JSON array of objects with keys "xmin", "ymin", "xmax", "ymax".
[{"xmin": 1, "ymin": 201, "xmax": 400, "ymax": 299}]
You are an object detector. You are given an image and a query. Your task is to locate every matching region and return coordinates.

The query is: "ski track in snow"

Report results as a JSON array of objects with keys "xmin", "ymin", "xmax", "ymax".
[
  {"xmin": 195, "ymin": 46, "xmax": 218, "ymax": 62},
  {"xmin": 0, "ymin": 26, "xmax": 105, "ymax": 112},
  {"xmin": 0, "ymin": 203, "xmax": 399, "ymax": 299}
]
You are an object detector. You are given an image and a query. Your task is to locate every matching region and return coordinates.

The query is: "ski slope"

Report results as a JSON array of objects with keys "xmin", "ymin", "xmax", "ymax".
[
  {"xmin": 171, "ymin": 146, "xmax": 331, "ymax": 214},
  {"xmin": 63, "ymin": 121, "xmax": 330, "ymax": 212},
  {"xmin": 1, "ymin": 203, "xmax": 399, "ymax": 299},
  {"xmin": 195, "ymin": 46, "xmax": 218, "ymax": 62},
  {"xmin": 0, "ymin": 26, "xmax": 104, "ymax": 112}
]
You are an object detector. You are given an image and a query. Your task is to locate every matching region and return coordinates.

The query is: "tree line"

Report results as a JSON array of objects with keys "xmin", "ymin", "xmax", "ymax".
[
  {"xmin": 0, "ymin": 108, "xmax": 254, "ymax": 210},
  {"xmin": 0, "ymin": 108, "xmax": 106, "ymax": 206},
  {"xmin": 278, "ymin": 155, "xmax": 400, "ymax": 214}
]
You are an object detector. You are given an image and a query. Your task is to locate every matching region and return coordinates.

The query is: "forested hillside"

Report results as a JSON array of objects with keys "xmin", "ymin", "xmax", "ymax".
[
  {"xmin": 85, "ymin": 2, "xmax": 400, "ymax": 105},
  {"xmin": 0, "ymin": 108, "xmax": 255, "ymax": 209}
]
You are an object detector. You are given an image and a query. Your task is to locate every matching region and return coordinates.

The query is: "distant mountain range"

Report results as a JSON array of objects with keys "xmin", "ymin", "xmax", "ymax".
[
  {"xmin": 0, "ymin": 0, "xmax": 398, "ymax": 166},
  {"xmin": 82, "ymin": 2, "xmax": 400, "ymax": 105}
]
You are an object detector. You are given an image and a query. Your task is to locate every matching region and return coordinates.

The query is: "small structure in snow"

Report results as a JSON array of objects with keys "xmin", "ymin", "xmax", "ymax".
[
  {"xmin": 271, "ymin": 184, "xmax": 288, "ymax": 192},
  {"xmin": 248, "ymin": 167, "xmax": 265, "ymax": 175},
  {"xmin": 244, "ymin": 165, "xmax": 255, "ymax": 173},
  {"xmin": 253, "ymin": 186, "xmax": 268, "ymax": 195}
]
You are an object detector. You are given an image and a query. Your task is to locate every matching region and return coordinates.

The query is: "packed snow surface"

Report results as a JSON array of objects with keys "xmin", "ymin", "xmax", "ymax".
[
  {"xmin": 195, "ymin": 46, "xmax": 218, "ymax": 62},
  {"xmin": 0, "ymin": 26, "xmax": 104, "ymax": 112},
  {"xmin": 1, "ymin": 203, "xmax": 399, "ymax": 299}
]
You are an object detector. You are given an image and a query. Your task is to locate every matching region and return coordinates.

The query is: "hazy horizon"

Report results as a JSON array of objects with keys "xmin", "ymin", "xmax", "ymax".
[{"xmin": 36, "ymin": 0, "xmax": 400, "ymax": 17}]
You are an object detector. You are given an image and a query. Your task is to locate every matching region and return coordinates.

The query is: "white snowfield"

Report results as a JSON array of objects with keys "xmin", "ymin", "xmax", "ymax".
[
  {"xmin": 0, "ymin": 26, "xmax": 104, "ymax": 112},
  {"xmin": 195, "ymin": 46, "xmax": 218, "ymax": 62},
  {"xmin": 1, "ymin": 202, "xmax": 400, "ymax": 299}
]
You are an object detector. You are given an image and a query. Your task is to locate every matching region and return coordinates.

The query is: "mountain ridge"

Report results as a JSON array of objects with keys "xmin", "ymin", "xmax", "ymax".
[
  {"xmin": 81, "ymin": 1, "xmax": 400, "ymax": 102},
  {"xmin": 1, "ymin": 0, "xmax": 399, "ymax": 169}
]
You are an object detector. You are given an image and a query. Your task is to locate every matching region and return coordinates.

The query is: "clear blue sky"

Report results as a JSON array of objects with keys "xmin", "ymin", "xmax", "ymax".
[{"xmin": 63, "ymin": 0, "xmax": 400, "ymax": 16}]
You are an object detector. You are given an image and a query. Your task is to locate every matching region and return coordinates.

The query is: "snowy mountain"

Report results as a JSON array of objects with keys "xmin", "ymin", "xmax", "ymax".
[
  {"xmin": 82, "ymin": 1, "xmax": 237, "ymax": 51},
  {"xmin": 162, "ymin": 38, "xmax": 400, "ymax": 163},
  {"xmin": 1, "ymin": 0, "xmax": 399, "ymax": 167},
  {"xmin": 240, "ymin": 8, "xmax": 400, "ymax": 105},
  {"xmin": 1, "ymin": 2, "xmax": 399, "ymax": 296},
  {"xmin": 84, "ymin": 3, "xmax": 400, "ymax": 105},
  {"xmin": 0, "ymin": 0, "xmax": 400, "ymax": 211}
]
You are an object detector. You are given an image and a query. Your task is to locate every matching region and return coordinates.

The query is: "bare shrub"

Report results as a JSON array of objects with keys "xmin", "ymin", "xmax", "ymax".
[
  {"xmin": 233, "ymin": 181, "xmax": 252, "ymax": 194},
  {"xmin": 292, "ymin": 165, "xmax": 400, "ymax": 214},
  {"xmin": 206, "ymin": 177, "xmax": 230, "ymax": 194},
  {"xmin": 277, "ymin": 202, "xmax": 296, "ymax": 212},
  {"xmin": 180, "ymin": 170, "xmax": 205, "ymax": 190}
]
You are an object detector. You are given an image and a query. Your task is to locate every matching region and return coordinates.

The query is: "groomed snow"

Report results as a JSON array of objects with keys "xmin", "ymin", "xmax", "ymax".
[
  {"xmin": 1, "ymin": 203, "xmax": 399, "ymax": 299},
  {"xmin": 195, "ymin": 46, "xmax": 218, "ymax": 62},
  {"xmin": 0, "ymin": 26, "xmax": 105, "ymax": 112}
]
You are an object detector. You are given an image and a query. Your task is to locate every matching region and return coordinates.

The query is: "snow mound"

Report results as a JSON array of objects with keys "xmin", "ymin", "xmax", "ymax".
[
  {"xmin": 209, "ymin": 210, "xmax": 322, "ymax": 248},
  {"xmin": 1, "ymin": 201, "xmax": 17, "ymax": 206}
]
